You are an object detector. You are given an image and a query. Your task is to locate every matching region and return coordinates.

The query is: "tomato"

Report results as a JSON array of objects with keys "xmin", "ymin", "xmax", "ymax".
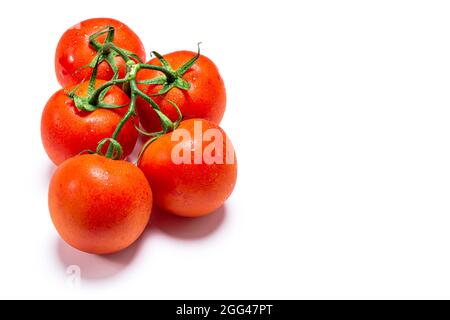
[
  {"xmin": 41, "ymin": 80, "xmax": 138, "ymax": 165},
  {"xmin": 138, "ymin": 119, "xmax": 237, "ymax": 217},
  {"xmin": 136, "ymin": 51, "xmax": 226, "ymax": 133},
  {"xmin": 55, "ymin": 18, "xmax": 146, "ymax": 88},
  {"xmin": 49, "ymin": 154, "xmax": 152, "ymax": 254}
]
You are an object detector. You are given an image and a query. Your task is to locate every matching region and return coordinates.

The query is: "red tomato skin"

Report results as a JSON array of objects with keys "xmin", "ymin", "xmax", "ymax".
[
  {"xmin": 138, "ymin": 119, "xmax": 237, "ymax": 217},
  {"xmin": 136, "ymin": 51, "xmax": 226, "ymax": 133},
  {"xmin": 55, "ymin": 18, "xmax": 146, "ymax": 88},
  {"xmin": 41, "ymin": 80, "xmax": 138, "ymax": 165},
  {"xmin": 49, "ymin": 154, "xmax": 152, "ymax": 254}
]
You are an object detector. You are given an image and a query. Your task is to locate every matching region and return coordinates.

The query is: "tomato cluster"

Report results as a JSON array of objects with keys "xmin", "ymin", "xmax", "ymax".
[{"xmin": 42, "ymin": 18, "xmax": 237, "ymax": 254}]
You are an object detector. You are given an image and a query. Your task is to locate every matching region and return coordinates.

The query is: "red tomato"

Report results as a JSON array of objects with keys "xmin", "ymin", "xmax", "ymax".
[
  {"xmin": 138, "ymin": 119, "xmax": 237, "ymax": 217},
  {"xmin": 136, "ymin": 51, "xmax": 226, "ymax": 133},
  {"xmin": 41, "ymin": 80, "xmax": 138, "ymax": 165},
  {"xmin": 55, "ymin": 18, "xmax": 146, "ymax": 88},
  {"xmin": 49, "ymin": 154, "xmax": 152, "ymax": 254}
]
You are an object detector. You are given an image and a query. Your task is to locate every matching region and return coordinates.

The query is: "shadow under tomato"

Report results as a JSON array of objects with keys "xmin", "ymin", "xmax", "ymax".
[
  {"xmin": 55, "ymin": 205, "xmax": 226, "ymax": 279},
  {"xmin": 151, "ymin": 205, "xmax": 227, "ymax": 240},
  {"xmin": 56, "ymin": 228, "xmax": 150, "ymax": 280}
]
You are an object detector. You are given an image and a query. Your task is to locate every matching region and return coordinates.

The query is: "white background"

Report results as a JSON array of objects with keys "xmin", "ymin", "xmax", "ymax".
[{"xmin": 1, "ymin": 0, "xmax": 450, "ymax": 299}]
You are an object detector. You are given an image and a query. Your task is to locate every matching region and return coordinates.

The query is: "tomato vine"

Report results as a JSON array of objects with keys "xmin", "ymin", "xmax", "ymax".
[{"xmin": 67, "ymin": 26, "xmax": 201, "ymax": 160}]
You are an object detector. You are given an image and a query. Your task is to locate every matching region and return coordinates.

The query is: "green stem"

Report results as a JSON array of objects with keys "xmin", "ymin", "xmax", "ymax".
[
  {"xmin": 109, "ymin": 43, "xmax": 132, "ymax": 63},
  {"xmin": 90, "ymin": 39, "xmax": 102, "ymax": 51},
  {"xmin": 105, "ymin": 91, "xmax": 136, "ymax": 158},
  {"xmin": 88, "ymin": 78, "xmax": 129, "ymax": 105},
  {"xmin": 140, "ymin": 64, "xmax": 177, "ymax": 83},
  {"xmin": 104, "ymin": 62, "xmax": 140, "ymax": 158},
  {"xmin": 89, "ymin": 26, "xmax": 114, "ymax": 49},
  {"xmin": 81, "ymin": 25, "xmax": 196, "ymax": 160}
]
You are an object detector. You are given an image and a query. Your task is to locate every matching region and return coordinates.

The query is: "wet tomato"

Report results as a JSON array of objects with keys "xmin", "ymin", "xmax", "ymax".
[
  {"xmin": 49, "ymin": 154, "xmax": 152, "ymax": 254},
  {"xmin": 139, "ymin": 119, "xmax": 237, "ymax": 217},
  {"xmin": 136, "ymin": 51, "xmax": 226, "ymax": 133},
  {"xmin": 41, "ymin": 80, "xmax": 138, "ymax": 165},
  {"xmin": 55, "ymin": 18, "xmax": 146, "ymax": 88}
]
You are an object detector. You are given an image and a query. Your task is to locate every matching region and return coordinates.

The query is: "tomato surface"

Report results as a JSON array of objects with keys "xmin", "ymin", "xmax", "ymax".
[
  {"xmin": 136, "ymin": 51, "xmax": 226, "ymax": 133},
  {"xmin": 138, "ymin": 119, "xmax": 237, "ymax": 217},
  {"xmin": 55, "ymin": 18, "xmax": 146, "ymax": 88},
  {"xmin": 49, "ymin": 154, "xmax": 152, "ymax": 254},
  {"xmin": 41, "ymin": 80, "xmax": 138, "ymax": 165}
]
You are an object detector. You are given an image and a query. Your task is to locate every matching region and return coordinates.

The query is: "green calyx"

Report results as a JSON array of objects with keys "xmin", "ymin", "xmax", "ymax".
[
  {"xmin": 66, "ymin": 26, "xmax": 201, "ymax": 161},
  {"xmin": 138, "ymin": 43, "xmax": 201, "ymax": 96}
]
